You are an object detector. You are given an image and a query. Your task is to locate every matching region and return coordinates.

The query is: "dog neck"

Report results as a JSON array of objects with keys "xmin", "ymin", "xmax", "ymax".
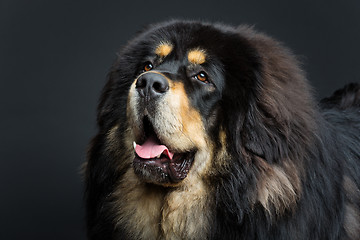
[{"xmin": 112, "ymin": 167, "xmax": 212, "ymax": 239}]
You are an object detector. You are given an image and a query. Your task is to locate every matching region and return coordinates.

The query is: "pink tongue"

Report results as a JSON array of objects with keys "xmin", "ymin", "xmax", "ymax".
[{"xmin": 135, "ymin": 137, "xmax": 174, "ymax": 160}]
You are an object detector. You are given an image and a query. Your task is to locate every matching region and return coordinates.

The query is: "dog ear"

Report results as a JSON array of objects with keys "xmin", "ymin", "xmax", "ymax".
[
  {"xmin": 220, "ymin": 66, "xmax": 287, "ymax": 162},
  {"xmin": 240, "ymin": 67, "xmax": 315, "ymax": 164},
  {"xmin": 237, "ymin": 67, "xmax": 293, "ymax": 163}
]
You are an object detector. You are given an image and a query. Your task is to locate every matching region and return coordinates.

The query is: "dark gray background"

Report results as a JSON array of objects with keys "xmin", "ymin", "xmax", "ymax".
[{"xmin": 1, "ymin": 0, "xmax": 359, "ymax": 239}]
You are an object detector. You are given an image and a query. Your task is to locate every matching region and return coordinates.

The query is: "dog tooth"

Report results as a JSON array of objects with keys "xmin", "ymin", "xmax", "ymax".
[
  {"xmin": 133, "ymin": 141, "xmax": 136, "ymax": 150},
  {"xmin": 156, "ymin": 154, "xmax": 161, "ymax": 158}
]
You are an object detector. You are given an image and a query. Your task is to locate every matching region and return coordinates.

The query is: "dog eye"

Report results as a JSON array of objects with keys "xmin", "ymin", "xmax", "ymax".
[
  {"xmin": 144, "ymin": 62, "xmax": 153, "ymax": 72},
  {"xmin": 194, "ymin": 72, "xmax": 209, "ymax": 83}
]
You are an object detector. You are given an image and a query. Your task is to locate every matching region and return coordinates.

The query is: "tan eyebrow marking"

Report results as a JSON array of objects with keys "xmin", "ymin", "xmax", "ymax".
[
  {"xmin": 155, "ymin": 43, "xmax": 173, "ymax": 57},
  {"xmin": 188, "ymin": 49, "xmax": 206, "ymax": 65}
]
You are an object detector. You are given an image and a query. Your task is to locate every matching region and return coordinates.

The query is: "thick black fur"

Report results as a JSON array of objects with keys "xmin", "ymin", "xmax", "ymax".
[
  {"xmin": 214, "ymin": 84, "xmax": 360, "ymax": 239},
  {"xmin": 85, "ymin": 20, "xmax": 360, "ymax": 239}
]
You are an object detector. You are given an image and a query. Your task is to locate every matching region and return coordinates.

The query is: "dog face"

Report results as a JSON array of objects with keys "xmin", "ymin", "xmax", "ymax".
[
  {"xmin": 101, "ymin": 22, "xmax": 261, "ymax": 186},
  {"xmin": 127, "ymin": 33, "xmax": 224, "ymax": 185}
]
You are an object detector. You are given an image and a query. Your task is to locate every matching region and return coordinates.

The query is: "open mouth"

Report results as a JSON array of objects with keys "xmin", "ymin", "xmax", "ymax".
[{"xmin": 132, "ymin": 116, "xmax": 195, "ymax": 184}]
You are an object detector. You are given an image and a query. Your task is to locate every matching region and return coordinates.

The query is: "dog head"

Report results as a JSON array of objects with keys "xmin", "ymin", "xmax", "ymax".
[{"xmin": 98, "ymin": 20, "xmax": 314, "ymax": 190}]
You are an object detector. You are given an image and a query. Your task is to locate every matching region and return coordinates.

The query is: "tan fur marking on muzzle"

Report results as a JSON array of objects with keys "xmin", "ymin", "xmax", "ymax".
[{"xmin": 169, "ymin": 81, "xmax": 206, "ymax": 149}]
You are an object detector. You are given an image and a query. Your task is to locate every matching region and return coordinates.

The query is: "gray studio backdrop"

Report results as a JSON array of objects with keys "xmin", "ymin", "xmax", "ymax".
[{"xmin": 1, "ymin": 0, "xmax": 359, "ymax": 239}]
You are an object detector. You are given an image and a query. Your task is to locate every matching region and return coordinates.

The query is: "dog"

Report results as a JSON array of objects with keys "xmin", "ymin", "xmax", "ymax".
[{"xmin": 85, "ymin": 20, "xmax": 360, "ymax": 239}]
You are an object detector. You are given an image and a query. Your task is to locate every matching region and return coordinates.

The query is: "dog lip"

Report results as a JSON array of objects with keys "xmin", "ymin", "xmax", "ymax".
[
  {"xmin": 168, "ymin": 152, "xmax": 195, "ymax": 182},
  {"xmin": 133, "ymin": 151, "xmax": 195, "ymax": 183}
]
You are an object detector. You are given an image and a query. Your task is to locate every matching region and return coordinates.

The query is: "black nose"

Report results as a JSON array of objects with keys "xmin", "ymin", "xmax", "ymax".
[{"xmin": 135, "ymin": 72, "xmax": 169, "ymax": 100}]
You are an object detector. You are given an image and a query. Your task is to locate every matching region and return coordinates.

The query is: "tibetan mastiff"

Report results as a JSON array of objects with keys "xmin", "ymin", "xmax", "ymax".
[{"xmin": 85, "ymin": 20, "xmax": 360, "ymax": 239}]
